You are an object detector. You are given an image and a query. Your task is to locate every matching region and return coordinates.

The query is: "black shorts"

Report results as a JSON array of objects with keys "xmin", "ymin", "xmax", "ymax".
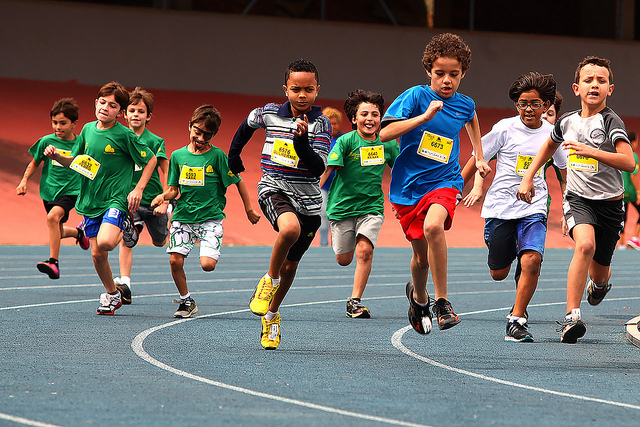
[
  {"xmin": 258, "ymin": 192, "xmax": 321, "ymax": 262},
  {"xmin": 43, "ymin": 195, "xmax": 77, "ymax": 224},
  {"xmin": 563, "ymin": 192, "xmax": 624, "ymax": 266},
  {"xmin": 132, "ymin": 205, "xmax": 169, "ymax": 244}
]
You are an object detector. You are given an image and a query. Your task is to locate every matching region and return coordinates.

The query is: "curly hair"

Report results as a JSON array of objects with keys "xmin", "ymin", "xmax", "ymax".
[
  {"xmin": 284, "ymin": 58, "xmax": 319, "ymax": 85},
  {"xmin": 343, "ymin": 89, "xmax": 385, "ymax": 130},
  {"xmin": 508, "ymin": 72, "xmax": 556, "ymax": 104},
  {"xmin": 422, "ymin": 33, "xmax": 471, "ymax": 73},
  {"xmin": 574, "ymin": 56, "xmax": 613, "ymax": 84}
]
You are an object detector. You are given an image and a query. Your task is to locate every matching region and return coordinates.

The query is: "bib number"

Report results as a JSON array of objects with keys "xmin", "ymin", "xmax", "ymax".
[
  {"xmin": 271, "ymin": 139, "xmax": 300, "ymax": 168},
  {"xmin": 515, "ymin": 154, "xmax": 541, "ymax": 177},
  {"xmin": 179, "ymin": 165, "xmax": 204, "ymax": 186},
  {"xmin": 70, "ymin": 154, "xmax": 101, "ymax": 180},
  {"xmin": 417, "ymin": 131, "xmax": 453, "ymax": 163},
  {"xmin": 360, "ymin": 145, "xmax": 385, "ymax": 166},
  {"xmin": 568, "ymin": 151, "xmax": 598, "ymax": 172}
]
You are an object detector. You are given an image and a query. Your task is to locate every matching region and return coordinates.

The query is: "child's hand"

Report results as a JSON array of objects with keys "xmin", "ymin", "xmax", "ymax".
[
  {"xmin": 246, "ymin": 208, "xmax": 261, "ymax": 224},
  {"xmin": 16, "ymin": 182, "xmax": 27, "ymax": 195},
  {"xmin": 127, "ymin": 188, "xmax": 143, "ymax": 212},
  {"xmin": 476, "ymin": 159, "xmax": 491, "ymax": 178},
  {"xmin": 516, "ymin": 180, "xmax": 535, "ymax": 204},
  {"xmin": 562, "ymin": 140, "xmax": 594, "ymax": 158},
  {"xmin": 462, "ymin": 186, "xmax": 483, "ymax": 208},
  {"xmin": 43, "ymin": 145, "xmax": 58, "ymax": 159},
  {"xmin": 561, "ymin": 217, "xmax": 569, "ymax": 236},
  {"xmin": 150, "ymin": 194, "xmax": 164, "ymax": 208},
  {"xmin": 422, "ymin": 100, "xmax": 443, "ymax": 122},
  {"xmin": 294, "ymin": 115, "xmax": 309, "ymax": 136},
  {"xmin": 153, "ymin": 201, "xmax": 169, "ymax": 216}
]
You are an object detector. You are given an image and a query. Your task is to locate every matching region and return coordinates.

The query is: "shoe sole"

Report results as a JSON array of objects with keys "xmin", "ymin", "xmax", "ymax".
[
  {"xmin": 346, "ymin": 311, "xmax": 371, "ymax": 319},
  {"xmin": 174, "ymin": 306, "xmax": 198, "ymax": 318},
  {"xmin": 97, "ymin": 301, "xmax": 123, "ymax": 315},
  {"xmin": 437, "ymin": 317, "xmax": 461, "ymax": 330},
  {"xmin": 561, "ymin": 322, "xmax": 586, "ymax": 343},
  {"xmin": 37, "ymin": 263, "xmax": 59, "ymax": 280},
  {"xmin": 627, "ymin": 241, "xmax": 640, "ymax": 250},
  {"xmin": 505, "ymin": 335, "xmax": 534, "ymax": 342}
]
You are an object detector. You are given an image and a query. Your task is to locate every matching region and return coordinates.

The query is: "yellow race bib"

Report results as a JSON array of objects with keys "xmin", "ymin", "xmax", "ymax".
[
  {"xmin": 52, "ymin": 149, "xmax": 71, "ymax": 167},
  {"xmin": 179, "ymin": 165, "xmax": 205, "ymax": 186},
  {"xmin": 360, "ymin": 145, "xmax": 385, "ymax": 166},
  {"xmin": 515, "ymin": 154, "xmax": 541, "ymax": 177},
  {"xmin": 70, "ymin": 154, "xmax": 101, "ymax": 180},
  {"xmin": 568, "ymin": 151, "xmax": 598, "ymax": 172},
  {"xmin": 271, "ymin": 139, "xmax": 299, "ymax": 168},
  {"xmin": 417, "ymin": 131, "xmax": 453, "ymax": 163}
]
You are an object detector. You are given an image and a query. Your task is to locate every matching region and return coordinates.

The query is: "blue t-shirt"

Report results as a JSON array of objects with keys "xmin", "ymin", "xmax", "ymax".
[{"xmin": 383, "ymin": 85, "xmax": 476, "ymax": 205}]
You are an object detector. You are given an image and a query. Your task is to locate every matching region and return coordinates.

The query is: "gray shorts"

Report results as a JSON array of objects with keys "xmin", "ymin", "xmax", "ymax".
[
  {"xmin": 330, "ymin": 214, "xmax": 384, "ymax": 255},
  {"xmin": 133, "ymin": 204, "xmax": 169, "ymax": 244}
]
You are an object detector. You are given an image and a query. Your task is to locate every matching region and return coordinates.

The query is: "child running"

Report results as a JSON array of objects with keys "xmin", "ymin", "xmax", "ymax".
[
  {"xmin": 319, "ymin": 89, "xmax": 399, "ymax": 318},
  {"xmin": 380, "ymin": 33, "xmax": 490, "ymax": 334},
  {"xmin": 17, "ymin": 98, "xmax": 90, "ymax": 279},
  {"xmin": 228, "ymin": 59, "xmax": 331, "ymax": 349},
  {"xmin": 113, "ymin": 87, "xmax": 170, "ymax": 304},
  {"xmin": 44, "ymin": 81, "xmax": 157, "ymax": 315},
  {"xmin": 517, "ymin": 56, "xmax": 635, "ymax": 343},
  {"xmin": 463, "ymin": 72, "xmax": 566, "ymax": 342},
  {"xmin": 151, "ymin": 105, "xmax": 260, "ymax": 318}
]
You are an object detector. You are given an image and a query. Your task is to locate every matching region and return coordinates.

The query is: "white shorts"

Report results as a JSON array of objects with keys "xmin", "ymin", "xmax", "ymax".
[
  {"xmin": 330, "ymin": 214, "xmax": 384, "ymax": 255},
  {"xmin": 167, "ymin": 219, "xmax": 224, "ymax": 260}
]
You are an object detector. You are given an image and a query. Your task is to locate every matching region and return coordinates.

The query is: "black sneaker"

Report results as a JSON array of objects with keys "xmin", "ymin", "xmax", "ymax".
[
  {"xmin": 556, "ymin": 316, "xmax": 586, "ymax": 343},
  {"xmin": 114, "ymin": 277, "xmax": 132, "ymax": 305},
  {"xmin": 505, "ymin": 318, "xmax": 533, "ymax": 342},
  {"xmin": 586, "ymin": 279, "xmax": 611, "ymax": 306},
  {"xmin": 432, "ymin": 298, "xmax": 461, "ymax": 330},
  {"xmin": 122, "ymin": 212, "xmax": 139, "ymax": 248},
  {"xmin": 405, "ymin": 281, "xmax": 432, "ymax": 334},
  {"xmin": 173, "ymin": 297, "xmax": 198, "ymax": 318},
  {"xmin": 346, "ymin": 298, "xmax": 371, "ymax": 318}
]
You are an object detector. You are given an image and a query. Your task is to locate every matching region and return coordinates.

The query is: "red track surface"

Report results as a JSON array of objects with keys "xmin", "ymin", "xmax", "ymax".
[{"xmin": 3, "ymin": 78, "xmax": 638, "ymax": 248}]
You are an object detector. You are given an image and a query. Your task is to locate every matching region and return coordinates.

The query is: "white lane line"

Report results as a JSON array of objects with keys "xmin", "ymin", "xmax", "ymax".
[
  {"xmin": 392, "ymin": 297, "xmax": 640, "ymax": 411},
  {"xmin": 0, "ymin": 413, "xmax": 61, "ymax": 427},
  {"xmin": 131, "ymin": 303, "xmax": 431, "ymax": 427}
]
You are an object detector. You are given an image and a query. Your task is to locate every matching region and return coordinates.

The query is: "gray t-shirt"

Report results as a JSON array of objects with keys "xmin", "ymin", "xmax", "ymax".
[{"xmin": 551, "ymin": 107, "xmax": 629, "ymax": 200}]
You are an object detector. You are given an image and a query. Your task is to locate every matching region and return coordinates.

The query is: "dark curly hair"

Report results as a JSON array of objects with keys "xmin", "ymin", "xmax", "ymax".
[
  {"xmin": 343, "ymin": 90, "xmax": 385, "ymax": 130},
  {"xmin": 284, "ymin": 58, "xmax": 319, "ymax": 85},
  {"xmin": 508, "ymin": 72, "xmax": 556, "ymax": 104},
  {"xmin": 422, "ymin": 33, "xmax": 472, "ymax": 73}
]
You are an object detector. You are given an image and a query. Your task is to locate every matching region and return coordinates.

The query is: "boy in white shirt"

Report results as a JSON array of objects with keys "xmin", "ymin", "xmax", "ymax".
[{"xmin": 463, "ymin": 72, "xmax": 566, "ymax": 342}]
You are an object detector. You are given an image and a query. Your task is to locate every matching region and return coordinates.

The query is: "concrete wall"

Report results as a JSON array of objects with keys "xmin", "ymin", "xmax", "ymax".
[{"xmin": 2, "ymin": 0, "xmax": 640, "ymax": 115}]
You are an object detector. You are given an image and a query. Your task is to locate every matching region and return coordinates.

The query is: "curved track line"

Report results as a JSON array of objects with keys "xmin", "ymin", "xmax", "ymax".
[
  {"xmin": 0, "ymin": 413, "xmax": 61, "ymax": 427},
  {"xmin": 131, "ymin": 303, "xmax": 431, "ymax": 427},
  {"xmin": 392, "ymin": 297, "xmax": 640, "ymax": 411}
]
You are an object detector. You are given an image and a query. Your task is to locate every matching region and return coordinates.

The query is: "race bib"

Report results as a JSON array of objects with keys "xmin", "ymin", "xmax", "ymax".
[
  {"xmin": 70, "ymin": 154, "xmax": 101, "ymax": 180},
  {"xmin": 52, "ymin": 149, "xmax": 71, "ymax": 167},
  {"xmin": 568, "ymin": 151, "xmax": 598, "ymax": 172},
  {"xmin": 515, "ymin": 154, "xmax": 541, "ymax": 177},
  {"xmin": 179, "ymin": 165, "xmax": 204, "ymax": 186},
  {"xmin": 417, "ymin": 131, "xmax": 453, "ymax": 163},
  {"xmin": 271, "ymin": 139, "xmax": 299, "ymax": 168},
  {"xmin": 360, "ymin": 145, "xmax": 385, "ymax": 166}
]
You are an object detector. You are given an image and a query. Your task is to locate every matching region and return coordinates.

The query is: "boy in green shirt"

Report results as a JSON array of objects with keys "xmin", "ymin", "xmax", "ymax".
[
  {"xmin": 151, "ymin": 105, "xmax": 260, "ymax": 318},
  {"xmin": 320, "ymin": 90, "xmax": 399, "ymax": 318},
  {"xmin": 45, "ymin": 81, "xmax": 157, "ymax": 315},
  {"xmin": 17, "ymin": 98, "xmax": 89, "ymax": 279}
]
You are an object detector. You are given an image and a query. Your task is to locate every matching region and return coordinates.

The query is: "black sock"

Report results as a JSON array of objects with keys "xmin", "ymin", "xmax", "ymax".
[{"xmin": 49, "ymin": 258, "xmax": 58, "ymax": 265}]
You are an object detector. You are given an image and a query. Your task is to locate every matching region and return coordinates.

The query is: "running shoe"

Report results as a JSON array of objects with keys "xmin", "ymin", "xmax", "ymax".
[
  {"xmin": 586, "ymin": 279, "xmax": 611, "ymax": 306},
  {"xmin": 556, "ymin": 314, "xmax": 586, "ymax": 343},
  {"xmin": 114, "ymin": 277, "xmax": 132, "ymax": 305},
  {"xmin": 97, "ymin": 290, "xmax": 122, "ymax": 315},
  {"xmin": 432, "ymin": 298, "xmax": 461, "ymax": 330},
  {"xmin": 505, "ymin": 318, "xmax": 533, "ymax": 342},
  {"xmin": 122, "ymin": 212, "xmax": 139, "ymax": 248},
  {"xmin": 249, "ymin": 274, "xmax": 279, "ymax": 316},
  {"xmin": 75, "ymin": 224, "xmax": 90, "ymax": 250},
  {"xmin": 37, "ymin": 260, "xmax": 60, "ymax": 280},
  {"xmin": 261, "ymin": 313, "xmax": 281, "ymax": 350},
  {"xmin": 405, "ymin": 281, "xmax": 432, "ymax": 334},
  {"xmin": 627, "ymin": 236, "xmax": 640, "ymax": 250},
  {"xmin": 173, "ymin": 297, "xmax": 198, "ymax": 318},
  {"xmin": 346, "ymin": 297, "xmax": 371, "ymax": 318}
]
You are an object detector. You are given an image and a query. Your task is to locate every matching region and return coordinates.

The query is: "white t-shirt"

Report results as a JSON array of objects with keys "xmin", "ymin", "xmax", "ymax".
[{"xmin": 480, "ymin": 116, "xmax": 567, "ymax": 219}]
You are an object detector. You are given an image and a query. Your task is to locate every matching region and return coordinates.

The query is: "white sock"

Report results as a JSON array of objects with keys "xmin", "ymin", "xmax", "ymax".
[
  {"xmin": 509, "ymin": 316, "xmax": 521, "ymax": 323},
  {"xmin": 566, "ymin": 308, "xmax": 581, "ymax": 320},
  {"xmin": 121, "ymin": 276, "xmax": 131, "ymax": 287},
  {"xmin": 180, "ymin": 293, "xmax": 190, "ymax": 300},
  {"xmin": 264, "ymin": 311, "xmax": 278, "ymax": 321},
  {"xmin": 267, "ymin": 274, "xmax": 280, "ymax": 286}
]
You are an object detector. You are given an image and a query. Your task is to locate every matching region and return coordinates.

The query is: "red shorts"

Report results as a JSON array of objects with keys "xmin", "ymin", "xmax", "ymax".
[{"xmin": 392, "ymin": 187, "xmax": 461, "ymax": 241}]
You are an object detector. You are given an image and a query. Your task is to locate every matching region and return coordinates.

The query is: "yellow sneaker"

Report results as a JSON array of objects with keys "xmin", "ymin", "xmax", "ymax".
[
  {"xmin": 261, "ymin": 313, "xmax": 281, "ymax": 350},
  {"xmin": 249, "ymin": 274, "xmax": 279, "ymax": 316}
]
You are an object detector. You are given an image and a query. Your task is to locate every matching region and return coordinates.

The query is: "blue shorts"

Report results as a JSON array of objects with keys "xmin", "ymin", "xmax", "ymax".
[
  {"xmin": 483, "ymin": 213, "xmax": 547, "ymax": 271},
  {"xmin": 83, "ymin": 208, "xmax": 127, "ymax": 238}
]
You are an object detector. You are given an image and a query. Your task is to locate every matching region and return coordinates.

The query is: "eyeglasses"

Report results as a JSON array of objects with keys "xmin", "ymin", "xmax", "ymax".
[{"xmin": 516, "ymin": 101, "xmax": 544, "ymax": 110}]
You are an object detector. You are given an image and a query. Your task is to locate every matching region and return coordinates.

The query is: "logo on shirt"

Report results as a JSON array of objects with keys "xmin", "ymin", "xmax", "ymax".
[
  {"xmin": 140, "ymin": 151, "xmax": 147, "ymax": 157},
  {"xmin": 329, "ymin": 152, "xmax": 339, "ymax": 160},
  {"xmin": 104, "ymin": 145, "xmax": 115, "ymax": 154},
  {"xmin": 589, "ymin": 128, "xmax": 606, "ymax": 147},
  {"xmin": 205, "ymin": 165, "xmax": 215, "ymax": 175}
]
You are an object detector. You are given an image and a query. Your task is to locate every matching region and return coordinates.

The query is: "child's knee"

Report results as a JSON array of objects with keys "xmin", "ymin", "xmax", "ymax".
[
  {"xmin": 575, "ymin": 239, "xmax": 596, "ymax": 258},
  {"xmin": 200, "ymin": 257, "xmax": 217, "ymax": 272},
  {"xmin": 169, "ymin": 254, "xmax": 184, "ymax": 271},
  {"xmin": 520, "ymin": 252, "xmax": 542, "ymax": 275},
  {"xmin": 336, "ymin": 253, "xmax": 353, "ymax": 266},
  {"xmin": 490, "ymin": 268, "xmax": 509, "ymax": 281}
]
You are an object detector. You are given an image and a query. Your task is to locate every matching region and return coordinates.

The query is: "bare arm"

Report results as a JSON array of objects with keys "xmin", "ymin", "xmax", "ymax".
[
  {"xmin": 318, "ymin": 165, "xmax": 338, "ymax": 188},
  {"xmin": 563, "ymin": 139, "xmax": 636, "ymax": 173},
  {"xmin": 16, "ymin": 159, "xmax": 40, "ymax": 195},
  {"xmin": 379, "ymin": 100, "xmax": 443, "ymax": 143},
  {"xmin": 128, "ymin": 155, "xmax": 157, "ymax": 212},
  {"xmin": 464, "ymin": 114, "xmax": 490, "ymax": 178},
  {"xmin": 234, "ymin": 179, "xmax": 260, "ymax": 224},
  {"xmin": 153, "ymin": 157, "xmax": 171, "ymax": 216},
  {"xmin": 151, "ymin": 185, "xmax": 179, "ymax": 208},
  {"xmin": 43, "ymin": 145, "xmax": 74, "ymax": 167}
]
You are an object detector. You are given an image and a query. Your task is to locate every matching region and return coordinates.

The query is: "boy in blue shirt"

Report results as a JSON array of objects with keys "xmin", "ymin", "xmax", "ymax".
[{"xmin": 380, "ymin": 33, "xmax": 490, "ymax": 334}]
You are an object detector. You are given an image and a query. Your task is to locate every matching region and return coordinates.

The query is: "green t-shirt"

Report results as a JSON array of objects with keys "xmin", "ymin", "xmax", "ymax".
[
  {"xmin": 623, "ymin": 152, "xmax": 639, "ymax": 203},
  {"xmin": 326, "ymin": 131, "xmax": 399, "ymax": 220},
  {"xmin": 167, "ymin": 145, "xmax": 241, "ymax": 223},
  {"xmin": 28, "ymin": 133, "xmax": 81, "ymax": 201},
  {"xmin": 129, "ymin": 129, "xmax": 167, "ymax": 205},
  {"xmin": 74, "ymin": 121, "xmax": 153, "ymax": 217}
]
